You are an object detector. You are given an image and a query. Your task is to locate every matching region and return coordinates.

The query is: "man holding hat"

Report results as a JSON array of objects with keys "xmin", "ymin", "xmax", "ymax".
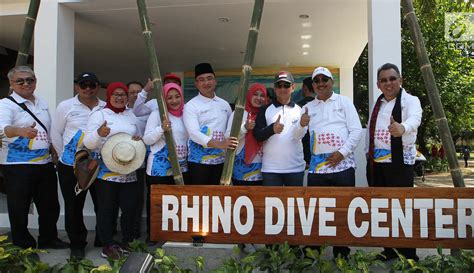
[
  {"xmin": 183, "ymin": 63, "xmax": 238, "ymax": 185},
  {"xmin": 253, "ymin": 71, "xmax": 307, "ymax": 186},
  {"xmin": 300, "ymin": 66, "xmax": 362, "ymax": 259},
  {"xmin": 51, "ymin": 72, "xmax": 105, "ymax": 258}
]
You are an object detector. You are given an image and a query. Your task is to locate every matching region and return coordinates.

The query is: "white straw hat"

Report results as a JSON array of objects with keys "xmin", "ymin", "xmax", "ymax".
[{"xmin": 101, "ymin": 132, "xmax": 146, "ymax": 175}]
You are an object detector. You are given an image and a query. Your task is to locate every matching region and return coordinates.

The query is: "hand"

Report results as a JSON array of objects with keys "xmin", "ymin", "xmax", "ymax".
[
  {"xmin": 97, "ymin": 120, "xmax": 110, "ymax": 137},
  {"xmin": 144, "ymin": 78, "xmax": 153, "ymax": 93},
  {"xmin": 388, "ymin": 116, "xmax": 405, "ymax": 137},
  {"xmin": 132, "ymin": 135, "xmax": 142, "ymax": 141},
  {"xmin": 19, "ymin": 122, "xmax": 38, "ymax": 139},
  {"xmin": 300, "ymin": 107, "xmax": 310, "ymax": 127},
  {"xmin": 223, "ymin": 136, "xmax": 238, "ymax": 150},
  {"xmin": 161, "ymin": 118, "xmax": 171, "ymax": 132},
  {"xmin": 327, "ymin": 151, "xmax": 344, "ymax": 168},
  {"xmin": 245, "ymin": 119, "xmax": 255, "ymax": 130},
  {"xmin": 273, "ymin": 115, "xmax": 284, "ymax": 134}
]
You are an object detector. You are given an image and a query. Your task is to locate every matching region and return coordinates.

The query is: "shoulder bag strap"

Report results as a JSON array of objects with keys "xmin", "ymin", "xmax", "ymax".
[{"xmin": 6, "ymin": 96, "xmax": 48, "ymax": 133}]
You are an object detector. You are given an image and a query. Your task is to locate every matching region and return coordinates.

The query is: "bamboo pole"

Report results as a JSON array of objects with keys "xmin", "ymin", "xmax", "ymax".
[
  {"xmin": 401, "ymin": 0, "xmax": 464, "ymax": 187},
  {"xmin": 220, "ymin": 0, "xmax": 265, "ymax": 185},
  {"xmin": 15, "ymin": 0, "xmax": 41, "ymax": 66},
  {"xmin": 136, "ymin": 0, "xmax": 184, "ymax": 185}
]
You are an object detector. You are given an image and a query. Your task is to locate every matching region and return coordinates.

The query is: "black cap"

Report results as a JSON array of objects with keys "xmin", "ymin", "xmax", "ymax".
[
  {"xmin": 75, "ymin": 72, "xmax": 99, "ymax": 84},
  {"xmin": 274, "ymin": 71, "xmax": 295, "ymax": 83},
  {"xmin": 194, "ymin": 63, "xmax": 215, "ymax": 78}
]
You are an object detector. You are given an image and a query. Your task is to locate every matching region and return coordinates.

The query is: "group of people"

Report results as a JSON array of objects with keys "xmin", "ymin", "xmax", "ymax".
[{"xmin": 0, "ymin": 61, "xmax": 422, "ymax": 261}]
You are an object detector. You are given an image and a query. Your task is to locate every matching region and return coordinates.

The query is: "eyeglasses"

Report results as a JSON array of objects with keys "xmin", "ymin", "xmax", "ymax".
[
  {"xmin": 275, "ymin": 82, "xmax": 292, "ymax": 89},
  {"xmin": 78, "ymin": 82, "xmax": 98, "ymax": 89},
  {"xmin": 196, "ymin": 76, "xmax": 215, "ymax": 83},
  {"xmin": 313, "ymin": 77, "xmax": 330, "ymax": 84},
  {"xmin": 13, "ymin": 77, "xmax": 36, "ymax": 85},
  {"xmin": 378, "ymin": 76, "xmax": 399, "ymax": 84},
  {"xmin": 111, "ymin": 93, "xmax": 127, "ymax": 98}
]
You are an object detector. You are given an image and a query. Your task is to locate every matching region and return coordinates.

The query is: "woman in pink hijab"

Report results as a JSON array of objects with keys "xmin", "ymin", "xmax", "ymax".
[{"xmin": 142, "ymin": 83, "xmax": 189, "ymax": 241}]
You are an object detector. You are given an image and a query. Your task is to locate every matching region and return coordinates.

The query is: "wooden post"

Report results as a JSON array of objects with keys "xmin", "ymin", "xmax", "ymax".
[
  {"xmin": 220, "ymin": 0, "xmax": 265, "ymax": 185},
  {"xmin": 401, "ymin": 0, "xmax": 464, "ymax": 188},
  {"xmin": 136, "ymin": 0, "xmax": 184, "ymax": 185}
]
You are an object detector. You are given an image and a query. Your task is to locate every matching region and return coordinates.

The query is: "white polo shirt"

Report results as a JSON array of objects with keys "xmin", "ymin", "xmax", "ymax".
[
  {"xmin": 183, "ymin": 93, "xmax": 231, "ymax": 165},
  {"xmin": 305, "ymin": 92, "xmax": 363, "ymax": 174},
  {"xmin": 83, "ymin": 108, "xmax": 141, "ymax": 183},
  {"xmin": 366, "ymin": 89, "xmax": 422, "ymax": 165},
  {"xmin": 0, "ymin": 92, "xmax": 52, "ymax": 165},
  {"xmin": 50, "ymin": 95, "xmax": 105, "ymax": 166},
  {"xmin": 143, "ymin": 110, "xmax": 188, "ymax": 176}
]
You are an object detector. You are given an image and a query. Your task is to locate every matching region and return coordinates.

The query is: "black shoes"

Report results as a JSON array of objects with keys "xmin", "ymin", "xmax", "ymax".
[
  {"xmin": 70, "ymin": 247, "xmax": 85, "ymax": 260},
  {"xmin": 38, "ymin": 238, "xmax": 69, "ymax": 249}
]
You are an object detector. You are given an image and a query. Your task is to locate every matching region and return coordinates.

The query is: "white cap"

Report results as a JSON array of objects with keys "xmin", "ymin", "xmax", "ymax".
[{"xmin": 311, "ymin": 67, "xmax": 333, "ymax": 80}]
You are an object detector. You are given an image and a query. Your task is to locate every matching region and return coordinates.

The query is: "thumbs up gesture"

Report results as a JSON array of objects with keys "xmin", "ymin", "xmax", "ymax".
[
  {"xmin": 20, "ymin": 122, "xmax": 38, "ymax": 139},
  {"xmin": 245, "ymin": 113, "xmax": 256, "ymax": 130},
  {"xmin": 97, "ymin": 120, "xmax": 110, "ymax": 137},
  {"xmin": 300, "ymin": 107, "xmax": 310, "ymax": 127},
  {"xmin": 273, "ymin": 115, "xmax": 284, "ymax": 134},
  {"xmin": 388, "ymin": 116, "xmax": 405, "ymax": 137}
]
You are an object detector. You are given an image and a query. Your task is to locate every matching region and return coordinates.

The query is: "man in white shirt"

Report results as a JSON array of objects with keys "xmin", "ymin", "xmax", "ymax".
[
  {"xmin": 183, "ymin": 63, "xmax": 237, "ymax": 185},
  {"xmin": 366, "ymin": 63, "xmax": 422, "ymax": 261},
  {"xmin": 253, "ymin": 71, "xmax": 307, "ymax": 186},
  {"xmin": 0, "ymin": 66, "xmax": 68, "ymax": 250},
  {"xmin": 301, "ymin": 66, "xmax": 363, "ymax": 259},
  {"xmin": 50, "ymin": 72, "xmax": 105, "ymax": 258}
]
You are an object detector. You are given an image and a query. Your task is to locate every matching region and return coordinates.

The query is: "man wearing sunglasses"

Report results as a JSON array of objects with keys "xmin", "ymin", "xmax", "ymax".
[
  {"xmin": 253, "ymin": 71, "xmax": 307, "ymax": 186},
  {"xmin": 50, "ymin": 72, "xmax": 105, "ymax": 259},
  {"xmin": 0, "ymin": 66, "xmax": 68, "ymax": 252},
  {"xmin": 300, "ymin": 66, "xmax": 362, "ymax": 259},
  {"xmin": 366, "ymin": 63, "xmax": 422, "ymax": 261}
]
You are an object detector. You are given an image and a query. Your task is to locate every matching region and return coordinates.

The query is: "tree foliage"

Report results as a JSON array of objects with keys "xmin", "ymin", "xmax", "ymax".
[{"xmin": 354, "ymin": 0, "xmax": 473, "ymax": 155}]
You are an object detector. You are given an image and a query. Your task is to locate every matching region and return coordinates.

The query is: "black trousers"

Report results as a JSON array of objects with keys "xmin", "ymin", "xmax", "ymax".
[
  {"xmin": 1, "ymin": 163, "xmax": 60, "ymax": 249},
  {"xmin": 371, "ymin": 162, "xmax": 417, "ymax": 259},
  {"xmin": 307, "ymin": 167, "xmax": 355, "ymax": 258},
  {"xmin": 95, "ymin": 179, "xmax": 143, "ymax": 246},
  {"xmin": 57, "ymin": 162, "xmax": 99, "ymax": 248},
  {"xmin": 188, "ymin": 162, "xmax": 223, "ymax": 185}
]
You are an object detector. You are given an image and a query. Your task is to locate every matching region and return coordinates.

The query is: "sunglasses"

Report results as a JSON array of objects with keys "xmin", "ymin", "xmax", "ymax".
[
  {"xmin": 13, "ymin": 77, "xmax": 36, "ymax": 85},
  {"xmin": 313, "ymin": 77, "xmax": 330, "ymax": 84},
  {"xmin": 78, "ymin": 82, "xmax": 98, "ymax": 89},
  {"xmin": 378, "ymin": 76, "xmax": 399, "ymax": 84},
  {"xmin": 275, "ymin": 82, "xmax": 292, "ymax": 89}
]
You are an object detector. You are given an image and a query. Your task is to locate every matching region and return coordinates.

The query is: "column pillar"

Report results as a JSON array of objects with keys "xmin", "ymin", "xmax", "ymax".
[
  {"xmin": 368, "ymin": 0, "xmax": 402, "ymax": 112},
  {"xmin": 34, "ymin": 0, "xmax": 75, "ymax": 111}
]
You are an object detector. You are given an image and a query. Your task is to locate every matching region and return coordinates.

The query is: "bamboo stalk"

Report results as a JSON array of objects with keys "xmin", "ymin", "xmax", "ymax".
[
  {"xmin": 15, "ymin": 0, "xmax": 41, "ymax": 66},
  {"xmin": 401, "ymin": 0, "xmax": 464, "ymax": 187},
  {"xmin": 136, "ymin": 0, "xmax": 184, "ymax": 185},
  {"xmin": 220, "ymin": 0, "xmax": 265, "ymax": 185}
]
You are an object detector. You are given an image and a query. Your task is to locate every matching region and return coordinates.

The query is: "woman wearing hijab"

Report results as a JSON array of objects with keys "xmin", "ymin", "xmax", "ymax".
[
  {"xmin": 142, "ymin": 83, "xmax": 189, "ymax": 241},
  {"xmin": 225, "ymin": 83, "xmax": 268, "ymax": 185},
  {"xmin": 83, "ymin": 82, "xmax": 143, "ymax": 259}
]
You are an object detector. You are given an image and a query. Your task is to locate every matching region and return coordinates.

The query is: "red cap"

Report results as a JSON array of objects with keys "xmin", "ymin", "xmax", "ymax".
[{"xmin": 163, "ymin": 73, "xmax": 181, "ymax": 85}]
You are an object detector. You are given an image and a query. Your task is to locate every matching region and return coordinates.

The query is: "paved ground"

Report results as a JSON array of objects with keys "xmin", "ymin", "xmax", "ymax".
[{"xmin": 3, "ymin": 159, "xmax": 473, "ymax": 272}]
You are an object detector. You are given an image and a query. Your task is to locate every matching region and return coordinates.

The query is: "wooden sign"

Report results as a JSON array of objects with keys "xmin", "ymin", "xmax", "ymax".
[{"xmin": 150, "ymin": 185, "xmax": 474, "ymax": 249}]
